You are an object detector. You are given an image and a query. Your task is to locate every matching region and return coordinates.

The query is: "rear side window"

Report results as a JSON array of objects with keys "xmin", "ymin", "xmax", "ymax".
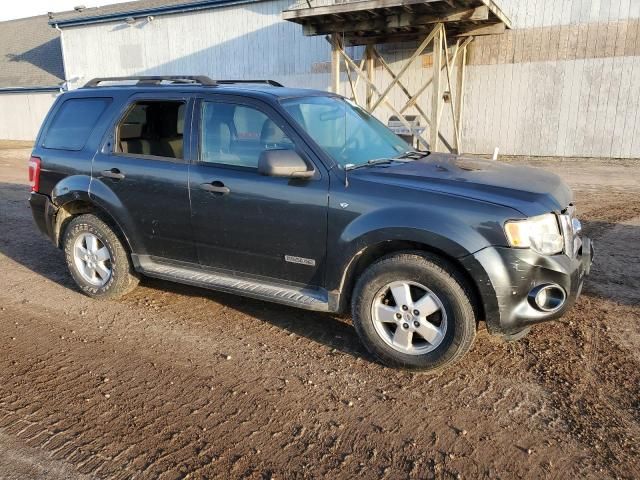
[
  {"xmin": 115, "ymin": 100, "xmax": 185, "ymax": 160},
  {"xmin": 43, "ymin": 98, "xmax": 111, "ymax": 151}
]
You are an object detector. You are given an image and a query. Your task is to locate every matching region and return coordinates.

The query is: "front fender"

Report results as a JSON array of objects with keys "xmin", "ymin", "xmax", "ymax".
[{"xmin": 325, "ymin": 193, "xmax": 518, "ymax": 295}]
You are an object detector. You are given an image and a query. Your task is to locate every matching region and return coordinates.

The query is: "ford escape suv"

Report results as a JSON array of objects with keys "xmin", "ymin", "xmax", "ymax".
[{"xmin": 28, "ymin": 76, "xmax": 593, "ymax": 371}]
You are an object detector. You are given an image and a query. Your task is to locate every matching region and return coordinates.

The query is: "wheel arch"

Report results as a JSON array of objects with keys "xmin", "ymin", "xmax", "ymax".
[
  {"xmin": 337, "ymin": 239, "xmax": 485, "ymax": 323},
  {"xmin": 53, "ymin": 198, "xmax": 134, "ymax": 256}
]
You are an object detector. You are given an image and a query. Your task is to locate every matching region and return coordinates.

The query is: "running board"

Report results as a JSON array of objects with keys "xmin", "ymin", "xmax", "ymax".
[{"xmin": 135, "ymin": 256, "xmax": 329, "ymax": 312}]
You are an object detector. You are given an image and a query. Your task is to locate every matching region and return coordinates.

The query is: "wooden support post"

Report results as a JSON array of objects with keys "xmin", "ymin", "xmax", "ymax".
[
  {"xmin": 399, "ymin": 36, "xmax": 472, "ymax": 114},
  {"xmin": 442, "ymin": 29, "xmax": 460, "ymax": 153},
  {"xmin": 344, "ymin": 57, "xmax": 359, "ymax": 105},
  {"xmin": 430, "ymin": 25, "xmax": 443, "ymax": 151},
  {"xmin": 365, "ymin": 45, "xmax": 374, "ymax": 111},
  {"xmin": 331, "ymin": 33, "xmax": 341, "ymax": 94},
  {"xmin": 371, "ymin": 46, "xmax": 433, "ymax": 136},
  {"xmin": 454, "ymin": 42, "xmax": 468, "ymax": 153},
  {"xmin": 333, "ymin": 44, "xmax": 430, "ymax": 150},
  {"xmin": 370, "ymin": 23, "xmax": 440, "ymax": 113}
]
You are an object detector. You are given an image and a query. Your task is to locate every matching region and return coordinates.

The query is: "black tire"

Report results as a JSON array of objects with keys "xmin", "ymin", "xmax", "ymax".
[
  {"xmin": 351, "ymin": 251, "xmax": 477, "ymax": 371},
  {"xmin": 62, "ymin": 214, "xmax": 139, "ymax": 299}
]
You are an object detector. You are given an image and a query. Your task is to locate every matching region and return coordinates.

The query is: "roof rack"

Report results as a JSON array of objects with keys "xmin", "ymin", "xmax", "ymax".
[
  {"xmin": 83, "ymin": 76, "xmax": 283, "ymax": 88},
  {"xmin": 216, "ymin": 80, "xmax": 284, "ymax": 87}
]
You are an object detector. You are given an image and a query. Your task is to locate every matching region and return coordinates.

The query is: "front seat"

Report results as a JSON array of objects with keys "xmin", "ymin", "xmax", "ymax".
[
  {"xmin": 260, "ymin": 119, "xmax": 290, "ymax": 150},
  {"xmin": 202, "ymin": 119, "xmax": 240, "ymax": 164}
]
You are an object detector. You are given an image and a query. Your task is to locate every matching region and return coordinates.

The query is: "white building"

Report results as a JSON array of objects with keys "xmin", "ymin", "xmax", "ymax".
[
  {"xmin": 10, "ymin": 0, "xmax": 640, "ymax": 158},
  {"xmin": 0, "ymin": 15, "xmax": 63, "ymax": 141}
]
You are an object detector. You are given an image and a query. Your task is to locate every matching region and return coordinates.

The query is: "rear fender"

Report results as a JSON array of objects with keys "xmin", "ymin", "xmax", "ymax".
[{"xmin": 49, "ymin": 175, "xmax": 141, "ymax": 254}]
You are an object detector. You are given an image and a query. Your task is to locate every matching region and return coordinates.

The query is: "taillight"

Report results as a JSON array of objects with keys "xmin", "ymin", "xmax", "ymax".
[{"xmin": 28, "ymin": 156, "xmax": 41, "ymax": 192}]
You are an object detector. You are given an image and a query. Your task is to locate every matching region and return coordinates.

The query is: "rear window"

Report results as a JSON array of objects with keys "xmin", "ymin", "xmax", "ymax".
[{"xmin": 43, "ymin": 98, "xmax": 111, "ymax": 151}]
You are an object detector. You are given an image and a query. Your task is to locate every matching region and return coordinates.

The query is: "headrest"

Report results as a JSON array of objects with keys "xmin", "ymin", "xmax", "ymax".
[
  {"xmin": 120, "ymin": 123, "xmax": 143, "ymax": 139},
  {"xmin": 260, "ymin": 119, "xmax": 286, "ymax": 145},
  {"xmin": 177, "ymin": 104, "xmax": 185, "ymax": 135},
  {"xmin": 206, "ymin": 120, "xmax": 232, "ymax": 153}
]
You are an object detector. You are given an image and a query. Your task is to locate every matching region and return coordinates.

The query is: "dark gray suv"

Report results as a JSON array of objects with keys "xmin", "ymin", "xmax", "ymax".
[{"xmin": 28, "ymin": 76, "xmax": 593, "ymax": 371}]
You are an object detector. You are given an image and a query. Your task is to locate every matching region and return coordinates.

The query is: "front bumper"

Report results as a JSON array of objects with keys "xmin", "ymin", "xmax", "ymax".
[{"xmin": 461, "ymin": 238, "xmax": 594, "ymax": 335}]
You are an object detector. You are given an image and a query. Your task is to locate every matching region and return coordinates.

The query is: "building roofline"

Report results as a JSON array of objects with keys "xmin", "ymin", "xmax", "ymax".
[
  {"xmin": 0, "ymin": 86, "xmax": 61, "ymax": 94},
  {"xmin": 49, "ymin": 0, "xmax": 262, "ymax": 28}
]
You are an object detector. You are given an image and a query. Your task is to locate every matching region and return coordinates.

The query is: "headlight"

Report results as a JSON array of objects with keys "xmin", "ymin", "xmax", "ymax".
[{"xmin": 504, "ymin": 213, "xmax": 564, "ymax": 255}]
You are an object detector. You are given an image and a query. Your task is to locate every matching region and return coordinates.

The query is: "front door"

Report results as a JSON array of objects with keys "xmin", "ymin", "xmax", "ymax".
[
  {"xmin": 188, "ymin": 95, "xmax": 329, "ymax": 287},
  {"xmin": 92, "ymin": 94, "xmax": 197, "ymax": 263}
]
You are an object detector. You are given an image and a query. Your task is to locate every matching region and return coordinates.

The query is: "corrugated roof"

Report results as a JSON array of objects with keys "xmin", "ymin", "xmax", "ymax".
[
  {"xmin": 0, "ymin": 15, "xmax": 64, "ymax": 89},
  {"xmin": 49, "ymin": 0, "xmax": 260, "ymax": 26}
]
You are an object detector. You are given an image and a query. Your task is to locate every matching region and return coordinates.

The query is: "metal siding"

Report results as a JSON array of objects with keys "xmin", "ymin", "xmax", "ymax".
[
  {"xmin": 0, "ymin": 91, "xmax": 58, "ymax": 141},
  {"xmin": 56, "ymin": 0, "xmax": 640, "ymax": 158},
  {"xmin": 462, "ymin": 0, "xmax": 640, "ymax": 157}
]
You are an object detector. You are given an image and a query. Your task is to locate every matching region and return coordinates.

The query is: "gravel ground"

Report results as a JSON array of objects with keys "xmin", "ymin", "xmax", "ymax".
[{"xmin": 0, "ymin": 147, "xmax": 638, "ymax": 479}]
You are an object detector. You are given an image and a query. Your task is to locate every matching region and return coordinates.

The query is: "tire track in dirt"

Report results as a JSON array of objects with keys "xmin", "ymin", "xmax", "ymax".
[{"xmin": 1, "ymin": 151, "xmax": 639, "ymax": 478}]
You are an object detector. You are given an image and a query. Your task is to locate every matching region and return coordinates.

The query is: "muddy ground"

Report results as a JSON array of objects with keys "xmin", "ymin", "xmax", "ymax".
[{"xmin": 0, "ymin": 146, "xmax": 638, "ymax": 479}]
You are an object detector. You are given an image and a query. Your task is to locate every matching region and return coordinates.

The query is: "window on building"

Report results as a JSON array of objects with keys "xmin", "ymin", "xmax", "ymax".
[
  {"xmin": 43, "ymin": 98, "xmax": 111, "ymax": 151},
  {"xmin": 200, "ymin": 102, "xmax": 294, "ymax": 168},
  {"xmin": 116, "ymin": 101, "xmax": 185, "ymax": 159}
]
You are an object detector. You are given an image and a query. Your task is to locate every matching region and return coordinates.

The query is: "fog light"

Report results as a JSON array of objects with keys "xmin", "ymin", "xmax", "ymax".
[{"xmin": 528, "ymin": 284, "xmax": 566, "ymax": 312}]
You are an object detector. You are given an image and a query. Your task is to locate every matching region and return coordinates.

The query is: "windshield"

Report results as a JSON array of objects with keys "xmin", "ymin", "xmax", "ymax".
[{"xmin": 281, "ymin": 96, "xmax": 410, "ymax": 168}]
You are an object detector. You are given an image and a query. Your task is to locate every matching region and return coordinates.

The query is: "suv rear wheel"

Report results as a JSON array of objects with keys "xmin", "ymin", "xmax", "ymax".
[
  {"xmin": 351, "ymin": 252, "xmax": 476, "ymax": 371},
  {"xmin": 63, "ymin": 214, "xmax": 139, "ymax": 299}
]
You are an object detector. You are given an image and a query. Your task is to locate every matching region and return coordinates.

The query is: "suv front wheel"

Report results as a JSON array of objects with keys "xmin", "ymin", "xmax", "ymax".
[
  {"xmin": 63, "ymin": 214, "xmax": 139, "ymax": 299},
  {"xmin": 352, "ymin": 252, "xmax": 476, "ymax": 371}
]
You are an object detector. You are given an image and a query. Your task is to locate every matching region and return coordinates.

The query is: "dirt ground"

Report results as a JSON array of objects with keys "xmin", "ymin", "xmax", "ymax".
[{"xmin": 0, "ymin": 145, "xmax": 638, "ymax": 479}]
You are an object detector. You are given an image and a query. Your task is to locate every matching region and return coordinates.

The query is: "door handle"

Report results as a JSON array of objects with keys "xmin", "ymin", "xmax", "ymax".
[
  {"xmin": 200, "ymin": 182, "xmax": 230, "ymax": 195},
  {"xmin": 102, "ymin": 168, "xmax": 125, "ymax": 180}
]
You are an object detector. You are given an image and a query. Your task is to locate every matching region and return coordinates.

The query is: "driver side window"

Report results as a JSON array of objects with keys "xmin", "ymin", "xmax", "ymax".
[{"xmin": 200, "ymin": 102, "xmax": 294, "ymax": 168}]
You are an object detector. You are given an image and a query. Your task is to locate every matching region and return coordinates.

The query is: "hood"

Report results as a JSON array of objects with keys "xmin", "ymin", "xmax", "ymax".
[{"xmin": 354, "ymin": 153, "xmax": 573, "ymax": 217}]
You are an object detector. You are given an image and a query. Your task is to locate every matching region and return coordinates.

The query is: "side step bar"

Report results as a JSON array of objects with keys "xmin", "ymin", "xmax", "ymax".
[{"xmin": 134, "ymin": 256, "xmax": 329, "ymax": 312}]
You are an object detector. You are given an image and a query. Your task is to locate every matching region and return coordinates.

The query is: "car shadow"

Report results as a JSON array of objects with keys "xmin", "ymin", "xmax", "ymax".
[
  {"xmin": 0, "ymin": 181, "xmax": 367, "ymax": 360},
  {"xmin": 2, "ymin": 180, "xmax": 638, "ymax": 361},
  {"xmin": 135, "ymin": 276, "xmax": 369, "ymax": 360}
]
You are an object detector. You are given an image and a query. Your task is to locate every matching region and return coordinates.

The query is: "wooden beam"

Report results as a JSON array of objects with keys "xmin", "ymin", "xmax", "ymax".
[
  {"xmin": 330, "ymin": 33, "xmax": 341, "ymax": 94},
  {"xmin": 329, "ymin": 37, "xmax": 430, "ymax": 150},
  {"xmin": 480, "ymin": 0, "xmax": 512, "ymax": 29},
  {"xmin": 370, "ymin": 23, "xmax": 442, "ymax": 113},
  {"xmin": 365, "ymin": 45, "xmax": 375, "ymax": 111},
  {"xmin": 283, "ymin": 0, "xmax": 442, "ymax": 21},
  {"xmin": 302, "ymin": 6, "xmax": 488, "ymax": 36},
  {"xmin": 454, "ymin": 41, "xmax": 468, "ymax": 152},
  {"xmin": 371, "ymin": 46, "xmax": 432, "ymax": 129},
  {"xmin": 430, "ymin": 25, "xmax": 443, "ymax": 151},
  {"xmin": 399, "ymin": 37, "xmax": 472, "ymax": 114},
  {"xmin": 442, "ymin": 29, "xmax": 460, "ymax": 152},
  {"xmin": 353, "ymin": 54, "xmax": 367, "ymax": 96},
  {"xmin": 457, "ymin": 22, "xmax": 505, "ymax": 36},
  {"xmin": 344, "ymin": 55, "xmax": 359, "ymax": 105}
]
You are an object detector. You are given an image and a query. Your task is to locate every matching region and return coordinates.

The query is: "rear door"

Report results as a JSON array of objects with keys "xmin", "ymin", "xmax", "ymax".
[
  {"xmin": 91, "ymin": 93, "xmax": 197, "ymax": 263},
  {"xmin": 188, "ymin": 94, "xmax": 329, "ymax": 286}
]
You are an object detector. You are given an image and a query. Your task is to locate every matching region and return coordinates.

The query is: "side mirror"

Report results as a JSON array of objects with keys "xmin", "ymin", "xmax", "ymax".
[{"xmin": 258, "ymin": 149, "xmax": 314, "ymax": 179}]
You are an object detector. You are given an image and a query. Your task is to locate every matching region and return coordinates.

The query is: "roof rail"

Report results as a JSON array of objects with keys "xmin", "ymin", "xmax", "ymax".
[
  {"xmin": 84, "ymin": 76, "xmax": 216, "ymax": 87},
  {"xmin": 216, "ymin": 80, "xmax": 284, "ymax": 87},
  {"xmin": 83, "ymin": 77, "xmax": 284, "ymax": 88}
]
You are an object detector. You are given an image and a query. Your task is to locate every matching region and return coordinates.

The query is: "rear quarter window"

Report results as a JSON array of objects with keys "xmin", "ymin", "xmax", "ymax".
[{"xmin": 43, "ymin": 98, "xmax": 112, "ymax": 151}]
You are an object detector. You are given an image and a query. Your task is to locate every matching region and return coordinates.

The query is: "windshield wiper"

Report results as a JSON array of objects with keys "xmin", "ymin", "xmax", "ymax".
[
  {"xmin": 394, "ymin": 150, "xmax": 431, "ymax": 160},
  {"xmin": 344, "ymin": 158, "xmax": 396, "ymax": 171}
]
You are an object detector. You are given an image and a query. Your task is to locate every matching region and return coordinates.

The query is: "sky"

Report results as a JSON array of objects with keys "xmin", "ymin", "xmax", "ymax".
[{"xmin": 0, "ymin": 0, "xmax": 133, "ymax": 21}]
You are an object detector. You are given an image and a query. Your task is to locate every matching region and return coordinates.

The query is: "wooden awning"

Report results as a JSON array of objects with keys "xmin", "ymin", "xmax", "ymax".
[{"xmin": 282, "ymin": 0, "xmax": 511, "ymax": 45}]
